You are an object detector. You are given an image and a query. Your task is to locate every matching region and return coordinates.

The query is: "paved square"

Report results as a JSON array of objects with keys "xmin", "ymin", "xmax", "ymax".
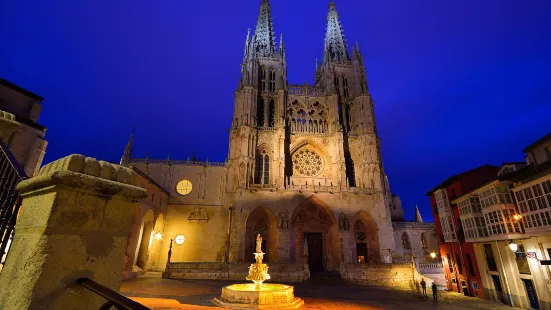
[{"xmin": 120, "ymin": 274, "xmax": 519, "ymax": 310}]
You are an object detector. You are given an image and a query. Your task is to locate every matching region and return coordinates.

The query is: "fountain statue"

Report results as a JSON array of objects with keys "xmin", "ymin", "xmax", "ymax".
[
  {"xmin": 246, "ymin": 234, "xmax": 271, "ymax": 289},
  {"xmin": 212, "ymin": 234, "xmax": 304, "ymax": 309}
]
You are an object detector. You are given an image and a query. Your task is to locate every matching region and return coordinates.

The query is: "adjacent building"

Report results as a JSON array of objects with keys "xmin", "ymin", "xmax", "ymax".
[
  {"xmin": 0, "ymin": 78, "xmax": 48, "ymax": 177},
  {"xmin": 426, "ymin": 165, "xmax": 501, "ymax": 298},
  {"xmin": 449, "ymin": 133, "xmax": 551, "ymax": 309}
]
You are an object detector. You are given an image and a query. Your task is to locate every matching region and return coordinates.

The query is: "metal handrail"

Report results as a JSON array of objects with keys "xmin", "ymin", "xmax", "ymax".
[
  {"xmin": 77, "ymin": 278, "xmax": 150, "ymax": 310},
  {"xmin": 0, "ymin": 139, "xmax": 27, "ymax": 181}
]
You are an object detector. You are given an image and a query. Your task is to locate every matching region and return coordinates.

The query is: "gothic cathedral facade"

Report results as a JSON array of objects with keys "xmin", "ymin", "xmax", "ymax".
[{"xmin": 124, "ymin": 0, "xmax": 407, "ymax": 275}]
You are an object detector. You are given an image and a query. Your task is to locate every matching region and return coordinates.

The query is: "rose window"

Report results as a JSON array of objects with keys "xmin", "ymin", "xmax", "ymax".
[{"xmin": 292, "ymin": 149, "xmax": 323, "ymax": 177}]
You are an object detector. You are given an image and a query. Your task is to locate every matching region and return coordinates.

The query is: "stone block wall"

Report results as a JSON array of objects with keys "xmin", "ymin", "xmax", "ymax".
[
  {"xmin": 340, "ymin": 263, "xmax": 432, "ymax": 290},
  {"xmin": 165, "ymin": 262, "xmax": 309, "ymax": 283}
]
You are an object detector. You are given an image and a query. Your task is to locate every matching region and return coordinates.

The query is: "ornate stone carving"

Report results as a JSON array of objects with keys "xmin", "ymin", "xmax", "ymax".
[
  {"xmin": 188, "ymin": 207, "xmax": 209, "ymax": 222},
  {"xmin": 277, "ymin": 209, "xmax": 289, "ymax": 230},
  {"xmin": 292, "ymin": 148, "xmax": 323, "ymax": 177},
  {"xmin": 339, "ymin": 212, "xmax": 350, "ymax": 231}
]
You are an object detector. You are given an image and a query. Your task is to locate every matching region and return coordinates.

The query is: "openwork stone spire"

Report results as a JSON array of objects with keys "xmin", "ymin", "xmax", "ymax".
[
  {"xmin": 414, "ymin": 205, "xmax": 424, "ymax": 222},
  {"xmin": 253, "ymin": 0, "xmax": 276, "ymax": 57},
  {"xmin": 120, "ymin": 127, "xmax": 134, "ymax": 166},
  {"xmin": 324, "ymin": 0, "xmax": 350, "ymax": 63}
]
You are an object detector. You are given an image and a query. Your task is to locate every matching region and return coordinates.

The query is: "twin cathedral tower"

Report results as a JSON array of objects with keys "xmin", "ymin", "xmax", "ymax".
[
  {"xmin": 125, "ymin": 0, "xmax": 408, "ymax": 271},
  {"xmin": 228, "ymin": 0, "xmax": 386, "ymax": 194}
]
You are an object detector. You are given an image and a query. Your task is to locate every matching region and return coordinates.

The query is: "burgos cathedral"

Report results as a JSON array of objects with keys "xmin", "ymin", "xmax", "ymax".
[{"xmin": 121, "ymin": 0, "xmax": 437, "ymax": 280}]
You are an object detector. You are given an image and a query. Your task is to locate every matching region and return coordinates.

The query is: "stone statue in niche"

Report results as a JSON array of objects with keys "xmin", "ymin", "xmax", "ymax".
[
  {"xmin": 277, "ymin": 210, "xmax": 289, "ymax": 230},
  {"xmin": 303, "ymin": 239, "xmax": 309, "ymax": 257},
  {"xmin": 339, "ymin": 212, "xmax": 349, "ymax": 231}
]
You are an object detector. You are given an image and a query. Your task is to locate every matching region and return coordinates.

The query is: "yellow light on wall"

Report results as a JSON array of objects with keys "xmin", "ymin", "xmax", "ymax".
[{"xmin": 430, "ymin": 252, "xmax": 437, "ymax": 259}]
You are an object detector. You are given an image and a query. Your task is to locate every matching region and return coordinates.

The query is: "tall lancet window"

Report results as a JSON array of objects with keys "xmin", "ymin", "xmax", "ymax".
[
  {"xmin": 260, "ymin": 67, "xmax": 267, "ymax": 91},
  {"xmin": 257, "ymin": 98, "xmax": 265, "ymax": 127},
  {"xmin": 269, "ymin": 69, "xmax": 276, "ymax": 92},
  {"xmin": 255, "ymin": 150, "xmax": 270, "ymax": 184},
  {"xmin": 334, "ymin": 75, "xmax": 340, "ymax": 95},
  {"xmin": 268, "ymin": 99, "xmax": 275, "ymax": 127},
  {"xmin": 343, "ymin": 76, "xmax": 349, "ymax": 98}
]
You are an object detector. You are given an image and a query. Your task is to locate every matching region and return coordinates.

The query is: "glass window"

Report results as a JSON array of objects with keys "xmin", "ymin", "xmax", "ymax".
[{"xmin": 175, "ymin": 180, "xmax": 193, "ymax": 196}]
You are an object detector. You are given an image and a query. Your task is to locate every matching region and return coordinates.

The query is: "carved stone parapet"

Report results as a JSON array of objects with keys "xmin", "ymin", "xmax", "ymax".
[
  {"xmin": 0, "ymin": 109, "xmax": 20, "ymax": 144},
  {"xmin": 18, "ymin": 154, "xmax": 145, "ymax": 201}
]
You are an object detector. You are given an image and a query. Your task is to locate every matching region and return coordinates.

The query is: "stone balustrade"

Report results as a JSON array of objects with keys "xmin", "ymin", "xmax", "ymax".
[
  {"xmin": 165, "ymin": 262, "xmax": 309, "ymax": 283},
  {"xmin": 288, "ymin": 84, "xmax": 325, "ymax": 97},
  {"xmin": 340, "ymin": 263, "xmax": 432, "ymax": 290}
]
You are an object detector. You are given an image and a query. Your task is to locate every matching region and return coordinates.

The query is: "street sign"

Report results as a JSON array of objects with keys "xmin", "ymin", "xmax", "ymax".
[
  {"xmin": 527, "ymin": 252, "xmax": 537, "ymax": 259},
  {"xmin": 540, "ymin": 260, "xmax": 551, "ymax": 265}
]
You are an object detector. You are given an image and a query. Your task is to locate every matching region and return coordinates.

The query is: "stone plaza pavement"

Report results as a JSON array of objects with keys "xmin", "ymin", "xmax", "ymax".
[{"xmin": 120, "ymin": 273, "xmax": 520, "ymax": 310}]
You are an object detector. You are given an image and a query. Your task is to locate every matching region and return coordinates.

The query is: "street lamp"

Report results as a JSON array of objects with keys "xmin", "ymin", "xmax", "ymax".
[
  {"xmin": 430, "ymin": 252, "xmax": 437, "ymax": 259},
  {"xmin": 513, "ymin": 214, "xmax": 522, "ymax": 222}
]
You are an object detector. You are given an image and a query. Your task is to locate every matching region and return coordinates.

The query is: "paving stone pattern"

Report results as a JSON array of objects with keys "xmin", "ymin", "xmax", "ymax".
[{"xmin": 121, "ymin": 274, "xmax": 520, "ymax": 310}]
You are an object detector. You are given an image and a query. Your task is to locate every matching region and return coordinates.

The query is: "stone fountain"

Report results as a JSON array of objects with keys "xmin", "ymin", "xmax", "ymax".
[{"xmin": 213, "ymin": 234, "xmax": 304, "ymax": 309}]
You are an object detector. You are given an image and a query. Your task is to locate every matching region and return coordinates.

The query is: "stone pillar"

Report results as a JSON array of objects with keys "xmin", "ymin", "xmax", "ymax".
[
  {"xmin": 0, "ymin": 154, "xmax": 147, "ymax": 310},
  {"xmin": 0, "ymin": 110, "xmax": 20, "ymax": 144}
]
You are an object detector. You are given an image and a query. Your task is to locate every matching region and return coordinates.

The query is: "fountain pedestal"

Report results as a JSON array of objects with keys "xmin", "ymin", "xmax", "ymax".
[{"xmin": 212, "ymin": 234, "xmax": 304, "ymax": 309}]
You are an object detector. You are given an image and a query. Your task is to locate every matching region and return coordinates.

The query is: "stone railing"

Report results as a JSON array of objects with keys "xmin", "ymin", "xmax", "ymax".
[
  {"xmin": 250, "ymin": 184, "xmax": 276, "ymax": 190},
  {"xmin": 288, "ymin": 84, "xmax": 325, "ymax": 97},
  {"xmin": 131, "ymin": 158, "xmax": 227, "ymax": 167},
  {"xmin": 392, "ymin": 257, "xmax": 412, "ymax": 265},
  {"xmin": 287, "ymin": 184, "xmax": 340, "ymax": 193},
  {"xmin": 257, "ymin": 127, "xmax": 276, "ymax": 131},
  {"xmin": 417, "ymin": 262, "xmax": 443, "ymax": 270},
  {"xmin": 164, "ymin": 262, "xmax": 309, "ymax": 283}
]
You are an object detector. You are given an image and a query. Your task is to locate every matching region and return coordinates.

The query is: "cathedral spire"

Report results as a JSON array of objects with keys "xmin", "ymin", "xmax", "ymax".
[
  {"xmin": 243, "ymin": 28, "xmax": 251, "ymax": 61},
  {"xmin": 323, "ymin": 0, "xmax": 350, "ymax": 63},
  {"xmin": 414, "ymin": 205, "xmax": 424, "ymax": 222},
  {"xmin": 253, "ymin": 0, "xmax": 276, "ymax": 57},
  {"xmin": 120, "ymin": 127, "xmax": 134, "ymax": 166}
]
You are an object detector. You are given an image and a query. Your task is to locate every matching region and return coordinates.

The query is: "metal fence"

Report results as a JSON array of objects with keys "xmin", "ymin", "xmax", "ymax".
[{"xmin": 0, "ymin": 139, "xmax": 27, "ymax": 270}]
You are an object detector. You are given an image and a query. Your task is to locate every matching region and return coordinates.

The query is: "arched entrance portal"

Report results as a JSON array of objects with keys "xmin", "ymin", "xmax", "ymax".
[
  {"xmin": 352, "ymin": 210, "xmax": 380, "ymax": 263},
  {"xmin": 290, "ymin": 196, "xmax": 339, "ymax": 272},
  {"xmin": 244, "ymin": 207, "xmax": 278, "ymax": 262},
  {"xmin": 136, "ymin": 209, "xmax": 155, "ymax": 269}
]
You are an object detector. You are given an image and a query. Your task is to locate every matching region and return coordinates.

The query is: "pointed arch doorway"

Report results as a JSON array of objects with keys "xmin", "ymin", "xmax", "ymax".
[{"xmin": 290, "ymin": 196, "xmax": 339, "ymax": 272}]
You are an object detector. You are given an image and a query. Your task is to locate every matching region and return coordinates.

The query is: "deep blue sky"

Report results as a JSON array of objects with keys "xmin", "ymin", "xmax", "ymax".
[{"xmin": 1, "ymin": 0, "xmax": 550, "ymax": 221}]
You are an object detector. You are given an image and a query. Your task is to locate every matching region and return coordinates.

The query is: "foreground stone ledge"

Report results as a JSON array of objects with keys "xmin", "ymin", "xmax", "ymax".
[
  {"xmin": 17, "ymin": 154, "xmax": 146, "ymax": 201},
  {"xmin": 0, "ymin": 154, "xmax": 147, "ymax": 310}
]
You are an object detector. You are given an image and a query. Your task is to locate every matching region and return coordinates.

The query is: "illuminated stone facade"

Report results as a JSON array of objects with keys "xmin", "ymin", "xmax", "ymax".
[{"xmin": 121, "ymin": 0, "xmax": 436, "ymax": 279}]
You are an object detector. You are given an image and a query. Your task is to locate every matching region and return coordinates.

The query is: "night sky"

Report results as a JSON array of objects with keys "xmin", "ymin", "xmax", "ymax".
[{"xmin": 1, "ymin": 0, "xmax": 550, "ymax": 221}]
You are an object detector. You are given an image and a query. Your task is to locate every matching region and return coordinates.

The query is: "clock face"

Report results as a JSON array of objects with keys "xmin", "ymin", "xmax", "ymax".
[
  {"xmin": 175, "ymin": 234, "xmax": 185, "ymax": 245},
  {"xmin": 176, "ymin": 180, "xmax": 192, "ymax": 196}
]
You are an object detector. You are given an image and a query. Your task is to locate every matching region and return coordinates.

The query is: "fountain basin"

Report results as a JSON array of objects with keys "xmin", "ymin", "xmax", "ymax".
[{"xmin": 212, "ymin": 283, "xmax": 304, "ymax": 309}]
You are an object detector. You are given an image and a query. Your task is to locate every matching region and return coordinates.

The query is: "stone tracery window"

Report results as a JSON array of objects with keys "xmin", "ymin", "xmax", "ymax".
[
  {"xmin": 255, "ymin": 149, "xmax": 270, "ymax": 184},
  {"xmin": 269, "ymin": 69, "xmax": 276, "ymax": 92},
  {"xmin": 260, "ymin": 67, "xmax": 267, "ymax": 91},
  {"xmin": 292, "ymin": 148, "xmax": 323, "ymax": 177},
  {"xmin": 401, "ymin": 232, "xmax": 411, "ymax": 250},
  {"xmin": 421, "ymin": 233, "xmax": 428, "ymax": 249},
  {"xmin": 286, "ymin": 100, "xmax": 328, "ymax": 134},
  {"xmin": 343, "ymin": 76, "xmax": 349, "ymax": 98}
]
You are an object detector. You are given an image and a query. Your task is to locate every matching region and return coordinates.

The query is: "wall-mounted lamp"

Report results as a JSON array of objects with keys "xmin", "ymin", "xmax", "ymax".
[
  {"xmin": 430, "ymin": 252, "xmax": 437, "ymax": 259},
  {"xmin": 175, "ymin": 234, "xmax": 185, "ymax": 245},
  {"xmin": 154, "ymin": 231, "xmax": 163, "ymax": 240},
  {"xmin": 512, "ymin": 214, "xmax": 522, "ymax": 222},
  {"xmin": 508, "ymin": 241, "xmax": 518, "ymax": 253}
]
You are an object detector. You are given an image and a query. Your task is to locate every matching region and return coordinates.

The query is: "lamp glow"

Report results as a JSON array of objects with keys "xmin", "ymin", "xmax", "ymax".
[
  {"xmin": 430, "ymin": 252, "xmax": 437, "ymax": 259},
  {"xmin": 513, "ymin": 214, "xmax": 522, "ymax": 221},
  {"xmin": 175, "ymin": 234, "xmax": 185, "ymax": 245},
  {"xmin": 154, "ymin": 232, "xmax": 163, "ymax": 240},
  {"xmin": 509, "ymin": 241, "xmax": 518, "ymax": 253}
]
